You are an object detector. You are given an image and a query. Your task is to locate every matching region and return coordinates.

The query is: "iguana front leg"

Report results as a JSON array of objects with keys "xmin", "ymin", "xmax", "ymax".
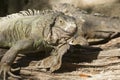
[
  {"xmin": 36, "ymin": 44, "xmax": 70, "ymax": 72},
  {"xmin": 0, "ymin": 39, "xmax": 34, "ymax": 80}
]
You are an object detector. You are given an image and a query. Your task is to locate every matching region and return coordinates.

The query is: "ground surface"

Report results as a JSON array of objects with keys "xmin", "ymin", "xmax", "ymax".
[{"xmin": 0, "ymin": 37, "xmax": 120, "ymax": 80}]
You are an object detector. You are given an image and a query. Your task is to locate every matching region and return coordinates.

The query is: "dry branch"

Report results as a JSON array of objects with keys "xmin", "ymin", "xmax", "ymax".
[{"xmin": 97, "ymin": 48, "xmax": 120, "ymax": 57}]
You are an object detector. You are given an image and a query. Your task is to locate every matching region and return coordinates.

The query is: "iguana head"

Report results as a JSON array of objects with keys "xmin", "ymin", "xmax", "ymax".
[
  {"xmin": 69, "ymin": 36, "xmax": 89, "ymax": 46},
  {"xmin": 55, "ymin": 15, "xmax": 77, "ymax": 34},
  {"xmin": 51, "ymin": 14, "xmax": 77, "ymax": 44}
]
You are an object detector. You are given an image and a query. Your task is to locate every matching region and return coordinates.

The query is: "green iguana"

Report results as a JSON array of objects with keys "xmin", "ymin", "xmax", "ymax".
[
  {"xmin": 49, "ymin": 0, "xmax": 120, "ymax": 18},
  {"xmin": 0, "ymin": 9, "xmax": 77, "ymax": 80},
  {"xmin": 52, "ymin": 3, "xmax": 120, "ymax": 45}
]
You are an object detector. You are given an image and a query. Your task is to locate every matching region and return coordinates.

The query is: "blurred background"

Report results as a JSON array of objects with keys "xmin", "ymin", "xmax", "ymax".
[{"xmin": 0, "ymin": 0, "xmax": 120, "ymax": 17}]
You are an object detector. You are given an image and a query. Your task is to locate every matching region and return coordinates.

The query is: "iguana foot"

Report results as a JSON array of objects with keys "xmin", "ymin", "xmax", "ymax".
[
  {"xmin": 36, "ymin": 56, "xmax": 61, "ymax": 72},
  {"xmin": 0, "ymin": 63, "xmax": 21, "ymax": 80}
]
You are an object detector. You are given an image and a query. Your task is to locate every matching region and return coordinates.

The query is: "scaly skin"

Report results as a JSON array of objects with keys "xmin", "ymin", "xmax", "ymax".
[
  {"xmin": 52, "ymin": 3, "xmax": 120, "ymax": 45},
  {"xmin": 0, "ymin": 9, "xmax": 77, "ymax": 80}
]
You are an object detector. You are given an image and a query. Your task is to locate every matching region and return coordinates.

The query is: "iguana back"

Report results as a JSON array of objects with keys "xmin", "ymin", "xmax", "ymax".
[{"xmin": 0, "ymin": 10, "xmax": 62, "ymax": 47}]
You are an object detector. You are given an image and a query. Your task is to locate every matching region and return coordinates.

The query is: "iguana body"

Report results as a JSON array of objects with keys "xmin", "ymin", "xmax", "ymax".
[
  {"xmin": 0, "ymin": 9, "xmax": 77, "ymax": 80},
  {"xmin": 52, "ymin": 3, "xmax": 120, "ymax": 45},
  {"xmin": 50, "ymin": 0, "xmax": 120, "ymax": 18}
]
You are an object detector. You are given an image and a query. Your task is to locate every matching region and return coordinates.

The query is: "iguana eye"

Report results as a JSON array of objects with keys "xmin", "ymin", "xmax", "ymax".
[
  {"xmin": 59, "ymin": 20, "xmax": 64, "ymax": 24},
  {"xmin": 60, "ymin": 20, "xmax": 63, "ymax": 23}
]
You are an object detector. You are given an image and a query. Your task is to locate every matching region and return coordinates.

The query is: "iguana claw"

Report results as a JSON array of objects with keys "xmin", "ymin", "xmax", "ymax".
[
  {"xmin": 0, "ymin": 63, "xmax": 21, "ymax": 80},
  {"xmin": 36, "ymin": 56, "xmax": 61, "ymax": 72}
]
